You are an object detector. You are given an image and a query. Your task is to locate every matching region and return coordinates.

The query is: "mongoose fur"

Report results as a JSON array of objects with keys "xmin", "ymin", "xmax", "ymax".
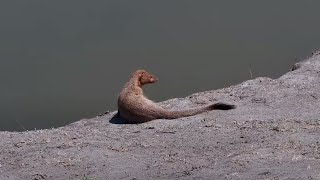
[{"xmin": 117, "ymin": 70, "xmax": 235, "ymax": 123}]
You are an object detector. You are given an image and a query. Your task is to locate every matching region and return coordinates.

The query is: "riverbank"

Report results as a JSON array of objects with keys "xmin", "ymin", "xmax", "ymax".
[{"xmin": 1, "ymin": 52, "xmax": 320, "ymax": 179}]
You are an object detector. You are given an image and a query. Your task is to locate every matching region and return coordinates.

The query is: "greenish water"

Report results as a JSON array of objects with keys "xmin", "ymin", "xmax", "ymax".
[{"xmin": 1, "ymin": 1, "xmax": 320, "ymax": 131}]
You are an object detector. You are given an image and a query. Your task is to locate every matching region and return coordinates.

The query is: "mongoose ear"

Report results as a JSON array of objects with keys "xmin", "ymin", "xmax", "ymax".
[{"xmin": 139, "ymin": 72, "xmax": 145, "ymax": 78}]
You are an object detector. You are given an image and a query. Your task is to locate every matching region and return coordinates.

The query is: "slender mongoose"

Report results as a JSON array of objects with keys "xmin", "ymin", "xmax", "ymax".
[{"xmin": 117, "ymin": 70, "xmax": 235, "ymax": 123}]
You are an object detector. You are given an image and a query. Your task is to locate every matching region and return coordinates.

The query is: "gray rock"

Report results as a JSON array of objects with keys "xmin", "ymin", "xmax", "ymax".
[{"xmin": 1, "ymin": 53, "xmax": 320, "ymax": 179}]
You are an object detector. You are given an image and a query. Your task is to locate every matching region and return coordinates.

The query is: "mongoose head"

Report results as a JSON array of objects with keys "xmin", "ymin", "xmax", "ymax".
[{"xmin": 134, "ymin": 70, "xmax": 158, "ymax": 86}]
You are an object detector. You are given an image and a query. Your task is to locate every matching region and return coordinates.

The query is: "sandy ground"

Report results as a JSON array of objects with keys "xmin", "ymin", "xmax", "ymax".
[{"xmin": 1, "ymin": 52, "xmax": 320, "ymax": 180}]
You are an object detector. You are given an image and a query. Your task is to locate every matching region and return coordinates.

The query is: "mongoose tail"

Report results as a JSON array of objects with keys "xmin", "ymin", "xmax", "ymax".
[
  {"xmin": 210, "ymin": 102, "xmax": 236, "ymax": 110},
  {"xmin": 165, "ymin": 102, "xmax": 236, "ymax": 119}
]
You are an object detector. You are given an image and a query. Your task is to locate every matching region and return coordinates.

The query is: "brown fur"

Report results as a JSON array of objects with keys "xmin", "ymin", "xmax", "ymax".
[{"xmin": 117, "ymin": 70, "xmax": 235, "ymax": 123}]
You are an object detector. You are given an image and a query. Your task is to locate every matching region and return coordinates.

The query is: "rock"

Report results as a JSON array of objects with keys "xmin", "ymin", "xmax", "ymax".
[{"xmin": 1, "ymin": 53, "xmax": 320, "ymax": 179}]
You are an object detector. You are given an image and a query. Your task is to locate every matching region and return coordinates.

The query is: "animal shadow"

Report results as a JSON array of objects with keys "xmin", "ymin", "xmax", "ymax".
[{"xmin": 109, "ymin": 112, "xmax": 131, "ymax": 124}]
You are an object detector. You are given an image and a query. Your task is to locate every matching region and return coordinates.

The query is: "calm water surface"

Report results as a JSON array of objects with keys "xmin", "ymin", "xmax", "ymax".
[{"xmin": 1, "ymin": 1, "xmax": 320, "ymax": 131}]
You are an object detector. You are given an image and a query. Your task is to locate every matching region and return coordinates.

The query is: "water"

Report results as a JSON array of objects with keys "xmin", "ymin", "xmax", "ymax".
[{"xmin": 1, "ymin": 1, "xmax": 320, "ymax": 131}]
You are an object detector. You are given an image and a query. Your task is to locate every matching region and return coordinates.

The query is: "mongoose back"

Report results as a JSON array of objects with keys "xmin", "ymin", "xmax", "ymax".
[{"xmin": 117, "ymin": 70, "xmax": 235, "ymax": 123}]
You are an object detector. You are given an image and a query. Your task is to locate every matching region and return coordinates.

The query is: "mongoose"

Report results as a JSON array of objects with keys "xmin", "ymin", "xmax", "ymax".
[{"xmin": 117, "ymin": 70, "xmax": 235, "ymax": 123}]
